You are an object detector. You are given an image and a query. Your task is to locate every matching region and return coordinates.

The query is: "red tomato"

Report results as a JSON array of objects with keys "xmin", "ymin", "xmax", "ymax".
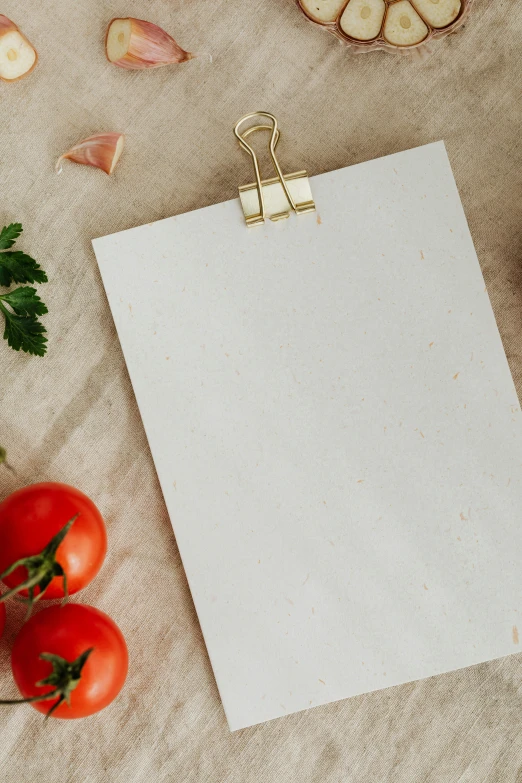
[
  {"xmin": 11, "ymin": 604, "xmax": 128, "ymax": 718},
  {"xmin": 0, "ymin": 483, "xmax": 107, "ymax": 599},
  {"xmin": 0, "ymin": 603, "xmax": 5, "ymax": 638}
]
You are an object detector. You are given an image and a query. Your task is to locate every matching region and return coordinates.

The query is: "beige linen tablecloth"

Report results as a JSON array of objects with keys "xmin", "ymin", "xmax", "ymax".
[{"xmin": 1, "ymin": 1, "xmax": 522, "ymax": 780}]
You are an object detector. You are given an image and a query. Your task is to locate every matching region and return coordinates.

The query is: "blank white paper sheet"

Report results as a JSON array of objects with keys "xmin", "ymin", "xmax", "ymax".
[{"xmin": 93, "ymin": 142, "xmax": 522, "ymax": 731}]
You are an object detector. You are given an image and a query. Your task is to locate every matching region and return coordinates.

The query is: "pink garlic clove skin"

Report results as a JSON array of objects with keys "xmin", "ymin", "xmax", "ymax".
[
  {"xmin": 105, "ymin": 18, "xmax": 193, "ymax": 70},
  {"xmin": 0, "ymin": 15, "xmax": 38, "ymax": 82},
  {"xmin": 0, "ymin": 15, "xmax": 15, "ymax": 34},
  {"xmin": 56, "ymin": 134, "xmax": 125, "ymax": 176}
]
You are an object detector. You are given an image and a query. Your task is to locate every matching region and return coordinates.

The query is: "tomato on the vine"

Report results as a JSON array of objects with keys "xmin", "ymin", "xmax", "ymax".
[
  {"xmin": 0, "ymin": 482, "xmax": 107, "ymax": 604},
  {"xmin": 5, "ymin": 604, "xmax": 128, "ymax": 718}
]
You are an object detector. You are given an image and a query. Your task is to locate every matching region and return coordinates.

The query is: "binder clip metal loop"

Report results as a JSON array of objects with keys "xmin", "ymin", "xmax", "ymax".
[{"xmin": 234, "ymin": 112, "xmax": 316, "ymax": 227}]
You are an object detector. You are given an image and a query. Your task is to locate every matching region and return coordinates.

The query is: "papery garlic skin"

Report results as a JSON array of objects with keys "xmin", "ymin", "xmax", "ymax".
[
  {"xmin": 106, "ymin": 18, "xmax": 193, "ymax": 69},
  {"xmin": 56, "ymin": 134, "xmax": 125, "ymax": 176},
  {"xmin": 0, "ymin": 15, "xmax": 37, "ymax": 82}
]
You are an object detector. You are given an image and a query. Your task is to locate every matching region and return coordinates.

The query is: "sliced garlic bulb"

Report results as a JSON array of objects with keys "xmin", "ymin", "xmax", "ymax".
[
  {"xmin": 300, "ymin": 0, "xmax": 347, "ymax": 23},
  {"xmin": 410, "ymin": 0, "xmax": 461, "ymax": 28},
  {"xmin": 340, "ymin": 0, "xmax": 385, "ymax": 40},
  {"xmin": 0, "ymin": 15, "xmax": 37, "ymax": 82},
  {"xmin": 383, "ymin": 1, "xmax": 428, "ymax": 45}
]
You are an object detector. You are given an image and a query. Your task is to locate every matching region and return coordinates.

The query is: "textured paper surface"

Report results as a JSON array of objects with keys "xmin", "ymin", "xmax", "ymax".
[
  {"xmin": 93, "ymin": 142, "xmax": 522, "ymax": 731},
  {"xmin": 2, "ymin": 0, "xmax": 522, "ymax": 778}
]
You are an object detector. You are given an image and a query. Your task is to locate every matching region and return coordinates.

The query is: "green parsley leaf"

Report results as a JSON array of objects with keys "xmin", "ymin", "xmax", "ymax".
[
  {"xmin": 0, "ymin": 286, "xmax": 48, "ymax": 317},
  {"xmin": 0, "ymin": 223, "xmax": 23, "ymax": 251},
  {"xmin": 0, "ymin": 224, "xmax": 48, "ymax": 355},
  {"xmin": 0, "ymin": 301, "xmax": 48, "ymax": 356},
  {"xmin": 0, "ymin": 250, "xmax": 48, "ymax": 287}
]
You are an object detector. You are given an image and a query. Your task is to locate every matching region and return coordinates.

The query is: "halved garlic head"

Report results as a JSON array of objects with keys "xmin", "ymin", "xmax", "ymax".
[
  {"xmin": 300, "ymin": 0, "xmax": 347, "ymax": 23},
  {"xmin": 383, "ymin": 1, "xmax": 428, "ymax": 45},
  {"xmin": 0, "ymin": 16, "xmax": 37, "ymax": 82},
  {"xmin": 106, "ymin": 17, "xmax": 193, "ymax": 69},
  {"xmin": 340, "ymin": 0, "xmax": 386, "ymax": 40},
  {"xmin": 410, "ymin": 0, "xmax": 460, "ymax": 27}
]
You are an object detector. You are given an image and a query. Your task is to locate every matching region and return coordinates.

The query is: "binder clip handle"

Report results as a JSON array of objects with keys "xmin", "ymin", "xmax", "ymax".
[{"xmin": 234, "ymin": 112, "xmax": 315, "ymax": 227}]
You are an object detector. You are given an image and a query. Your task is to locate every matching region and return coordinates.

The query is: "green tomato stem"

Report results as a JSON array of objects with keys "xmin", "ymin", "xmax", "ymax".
[{"xmin": 0, "ymin": 514, "xmax": 79, "ymax": 612}]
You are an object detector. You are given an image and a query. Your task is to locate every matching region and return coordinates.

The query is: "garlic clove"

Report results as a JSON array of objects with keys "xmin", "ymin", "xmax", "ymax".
[
  {"xmin": 0, "ymin": 15, "xmax": 37, "ymax": 82},
  {"xmin": 383, "ymin": 1, "xmax": 429, "ymax": 46},
  {"xmin": 106, "ymin": 18, "xmax": 194, "ymax": 69},
  {"xmin": 410, "ymin": 0, "xmax": 461, "ymax": 28},
  {"xmin": 299, "ymin": 0, "xmax": 347, "ymax": 23},
  {"xmin": 340, "ymin": 0, "xmax": 386, "ymax": 40},
  {"xmin": 56, "ymin": 133, "xmax": 125, "ymax": 176}
]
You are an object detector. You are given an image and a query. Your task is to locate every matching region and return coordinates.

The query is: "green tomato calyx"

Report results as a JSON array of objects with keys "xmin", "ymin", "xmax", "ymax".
[{"xmin": 0, "ymin": 514, "xmax": 79, "ymax": 613}]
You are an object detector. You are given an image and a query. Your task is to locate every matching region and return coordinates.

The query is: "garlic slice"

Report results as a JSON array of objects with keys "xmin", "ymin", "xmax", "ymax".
[
  {"xmin": 0, "ymin": 15, "xmax": 37, "ymax": 82},
  {"xmin": 56, "ymin": 134, "xmax": 125, "ymax": 176},
  {"xmin": 299, "ymin": 0, "xmax": 347, "ymax": 23},
  {"xmin": 383, "ymin": 1, "xmax": 429, "ymax": 45},
  {"xmin": 340, "ymin": 0, "xmax": 385, "ymax": 40},
  {"xmin": 410, "ymin": 0, "xmax": 461, "ymax": 28},
  {"xmin": 106, "ymin": 18, "xmax": 194, "ymax": 69}
]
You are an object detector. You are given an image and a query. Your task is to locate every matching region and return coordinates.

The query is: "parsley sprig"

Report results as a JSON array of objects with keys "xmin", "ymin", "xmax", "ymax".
[{"xmin": 0, "ymin": 224, "xmax": 48, "ymax": 356}]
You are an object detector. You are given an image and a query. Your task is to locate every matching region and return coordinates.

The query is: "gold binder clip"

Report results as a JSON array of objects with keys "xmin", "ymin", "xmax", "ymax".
[{"xmin": 234, "ymin": 112, "xmax": 316, "ymax": 227}]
